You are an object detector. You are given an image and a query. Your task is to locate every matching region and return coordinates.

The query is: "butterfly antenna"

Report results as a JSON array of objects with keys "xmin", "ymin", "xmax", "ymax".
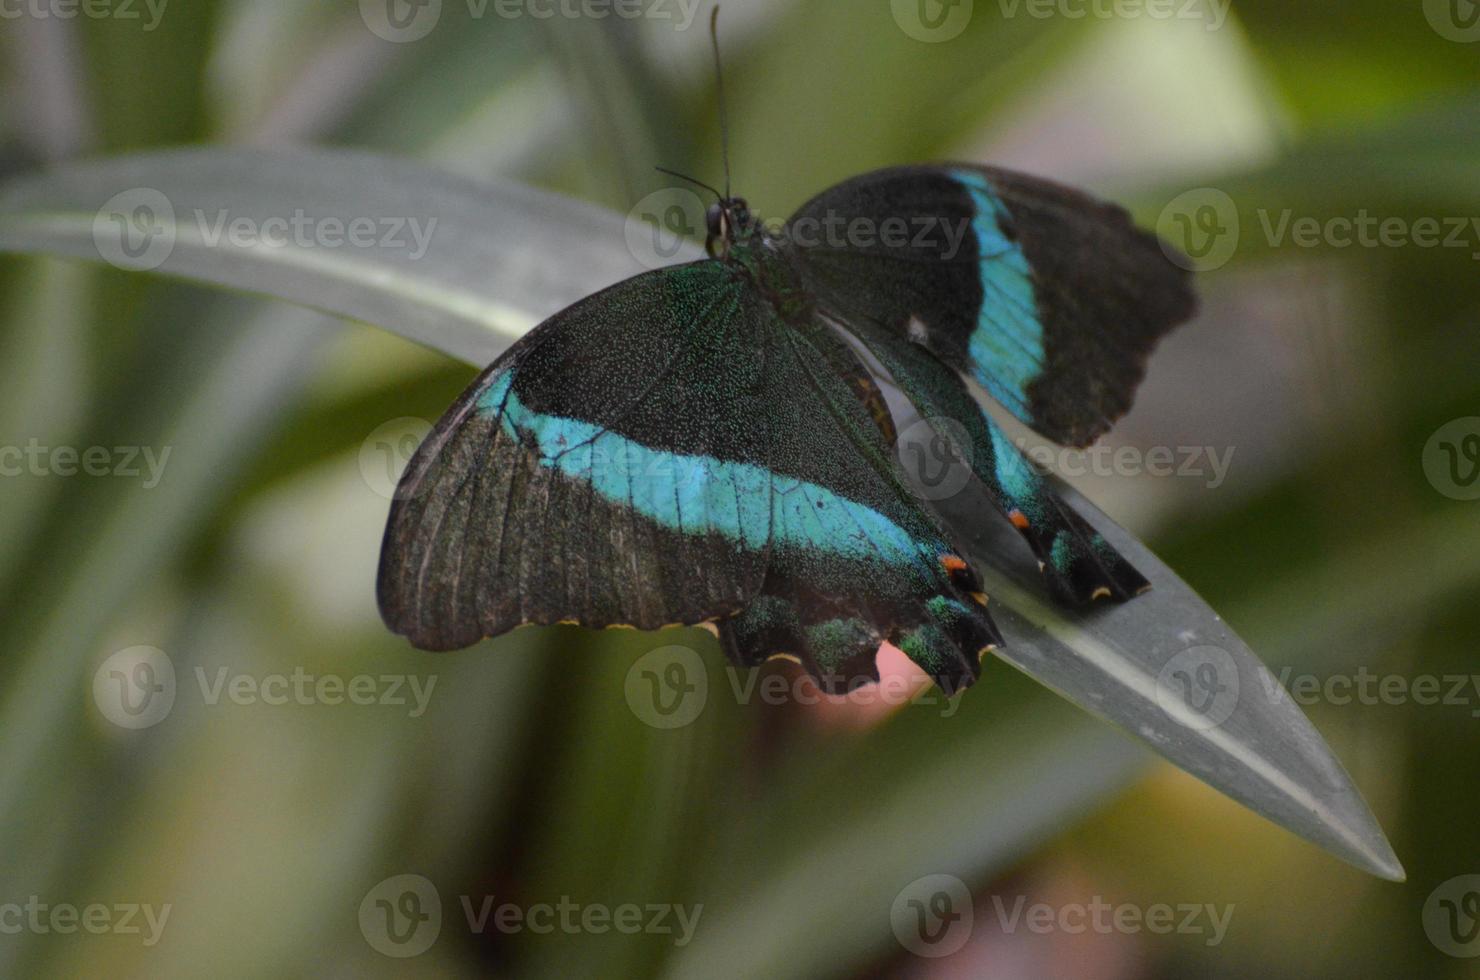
[
  {"xmin": 654, "ymin": 166, "xmax": 723, "ymax": 201},
  {"xmin": 710, "ymin": 5, "xmax": 732, "ymax": 199},
  {"xmin": 652, "ymin": 8, "xmax": 732, "ymax": 204}
]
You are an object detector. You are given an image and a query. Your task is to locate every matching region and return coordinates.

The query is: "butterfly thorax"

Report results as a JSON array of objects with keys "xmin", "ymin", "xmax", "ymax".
[{"xmin": 707, "ymin": 196, "xmax": 812, "ymax": 322}]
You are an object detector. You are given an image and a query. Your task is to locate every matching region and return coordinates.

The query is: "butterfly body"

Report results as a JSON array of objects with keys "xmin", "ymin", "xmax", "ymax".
[
  {"xmin": 702, "ymin": 198, "xmax": 814, "ymax": 328},
  {"xmin": 378, "ymin": 165, "xmax": 1195, "ymax": 693}
]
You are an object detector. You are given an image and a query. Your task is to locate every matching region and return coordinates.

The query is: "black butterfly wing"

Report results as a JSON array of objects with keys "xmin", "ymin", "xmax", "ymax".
[
  {"xmin": 379, "ymin": 261, "xmax": 768, "ymax": 650},
  {"xmin": 378, "ymin": 260, "xmax": 998, "ymax": 690},
  {"xmin": 783, "ymin": 164, "xmax": 1194, "ymax": 604},
  {"xmin": 712, "ymin": 313, "xmax": 999, "ymax": 692},
  {"xmin": 785, "ymin": 164, "xmax": 1197, "ymax": 448},
  {"xmin": 837, "ymin": 304, "xmax": 1149, "ymax": 606}
]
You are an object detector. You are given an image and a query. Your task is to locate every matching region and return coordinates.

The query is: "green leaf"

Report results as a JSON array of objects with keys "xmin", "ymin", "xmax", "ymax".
[{"xmin": 0, "ymin": 146, "xmax": 662, "ymax": 363}]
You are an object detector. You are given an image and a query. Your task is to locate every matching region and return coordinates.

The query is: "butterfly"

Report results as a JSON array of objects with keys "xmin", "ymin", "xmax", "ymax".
[{"xmin": 376, "ymin": 159, "xmax": 1196, "ymax": 694}]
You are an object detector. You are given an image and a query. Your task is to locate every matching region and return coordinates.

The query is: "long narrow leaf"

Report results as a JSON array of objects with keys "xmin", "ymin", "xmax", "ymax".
[
  {"xmin": 0, "ymin": 146, "xmax": 1401, "ymax": 885},
  {"xmin": 0, "ymin": 146, "xmax": 661, "ymax": 363}
]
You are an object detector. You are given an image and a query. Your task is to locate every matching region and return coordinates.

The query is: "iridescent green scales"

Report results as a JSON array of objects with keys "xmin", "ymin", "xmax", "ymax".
[{"xmin": 379, "ymin": 164, "xmax": 1194, "ymax": 692}]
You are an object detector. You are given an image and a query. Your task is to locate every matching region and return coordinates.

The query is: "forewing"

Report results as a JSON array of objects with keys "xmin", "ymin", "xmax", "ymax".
[
  {"xmin": 785, "ymin": 164, "xmax": 1196, "ymax": 447},
  {"xmin": 378, "ymin": 261, "xmax": 772, "ymax": 650}
]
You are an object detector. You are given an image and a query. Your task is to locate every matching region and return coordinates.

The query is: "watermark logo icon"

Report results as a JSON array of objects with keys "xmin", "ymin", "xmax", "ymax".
[
  {"xmin": 897, "ymin": 417, "xmax": 975, "ymax": 501},
  {"xmin": 360, "ymin": 874, "xmax": 442, "ymax": 957},
  {"xmin": 360, "ymin": 417, "xmax": 434, "ymax": 500},
  {"xmin": 1158, "ymin": 188, "xmax": 1239, "ymax": 272},
  {"xmin": 93, "ymin": 188, "xmax": 176, "ymax": 272},
  {"xmin": 1426, "ymin": 0, "xmax": 1480, "ymax": 42},
  {"xmin": 892, "ymin": 0, "xmax": 973, "ymax": 42},
  {"xmin": 892, "ymin": 874, "xmax": 973, "ymax": 957},
  {"xmin": 360, "ymin": 0, "xmax": 443, "ymax": 42},
  {"xmin": 1423, "ymin": 418, "xmax": 1480, "ymax": 501},
  {"xmin": 1424, "ymin": 874, "xmax": 1480, "ymax": 957},
  {"xmin": 625, "ymin": 187, "xmax": 707, "ymax": 270},
  {"xmin": 0, "ymin": 0, "xmax": 170, "ymax": 30},
  {"xmin": 1155, "ymin": 645, "xmax": 1239, "ymax": 731},
  {"xmin": 92, "ymin": 646, "xmax": 176, "ymax": 729},
  {"xmin": 625, "ymin": 645, "xmax": 708, "ymax": 729}
]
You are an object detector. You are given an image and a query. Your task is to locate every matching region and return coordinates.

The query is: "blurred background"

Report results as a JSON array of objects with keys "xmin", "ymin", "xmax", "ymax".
[{"xmin": 1, "ymin": 0, "xmax": 1478, "ymax": 976}]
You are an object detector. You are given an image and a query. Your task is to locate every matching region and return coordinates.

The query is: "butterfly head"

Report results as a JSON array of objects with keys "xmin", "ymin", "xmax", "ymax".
[{"xmin": 706, "ymin": 197, "xmax": 758, "ymax": 260}]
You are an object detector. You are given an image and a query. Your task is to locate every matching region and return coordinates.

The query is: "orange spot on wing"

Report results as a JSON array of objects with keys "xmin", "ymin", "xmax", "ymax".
[
  {"xmin": 1008, "ymin": 509, "xmax": 1031, "ymax": 530},
  {"xmin": 939, "ymin": 554, "xmax": 968, "ymax": 573}
]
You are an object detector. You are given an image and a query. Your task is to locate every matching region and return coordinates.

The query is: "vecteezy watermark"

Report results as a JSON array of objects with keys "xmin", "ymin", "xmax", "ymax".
[
  {"xmin": 91, "ymin": 188, "xmax": 439, "ymax": 272},
  {"xmin": 891, "ymin": 0, "xmax": 974, "ymax": 43},
  {"xmin": 726, "ymin": 663, "xmax": 968, "ymax": 716},
  {"xmin": 358, "ymin": 875, "xmax": 702, "ymax": 958},
  {"xmin": 897, "ymin": 418, "xmax": 976, "ymax": 502},
  {"xmin": 1153, "ymin": 655, "xmax": 1480, "ymax": 723},
  {"xmin": 360, "ymin": 417, "xmax": 434, "ymax": 501},
  {"xmin": 0, "ymin": 440, "xmax": 172, "ymax": 488},
  {"xmin": 779, "ymin": 212, "xmax": 973, "ymax": 257},
  {"xmin": 1425, "ymin": 0, "xmax": 1480, "ymax": 43},
  {"xmin": 625, "ymin": 187, "xmax": 707, "ymax": 270},
  {"xmin": 359, "ymin": 0, "xmax": 701, "ymax": 43},
  {"xmin": 895, "ymin": 417, "xmax": 1235, "ymax": 500},
  {"xmin": 189, "ymin": 209, "xmax": 438, "ymax": 260},
  {"xmin": 623, "ymin": 187, "xmax": 976, "ymax": 270},
  {"xmin": 989, "ymin": 894, "xmax": 1235, "ymax": 947},
  {"xmin": 1158, "ymin": 187, "xmax": 1239, "ymax": 272},
  {"xmin": 0, "ymin": 897, "xmax": 171, "ymax": 946},
  {"xmin": 1424, "ymin": 874, "xmax": 1480, "ymax": 958},
  {"xmin": 1423, "ymin": 417, "xmax": 1480, "ymax": 501},
  {"xmin": 623, "ymin": 644, "xmax": 970, "ymax": 729},
  {"xmin": 93, "ymin": 188, "xmax": 177, "ymax": 272},
  {"xmin": 1154, "ymin": 644, "xmax": 1240, "ymax": 731},
  {"xmin": 459, "ymin": 895, "xmax": 702, "ymax": 945},
  {"xmin": 1020, "ymin": 440, "xmax": 1235, "ymax": 489},
  {"xmin": 892, "ymin": 874, "xmax": 975, "ymax": 958},
  {"xmin": 1159, "ymin": 188, "xmax": 1480, "ymax": 272},
  {"xmin": 193, "ymin": 666, "xmax": 437, "ymax": 717},
  {"xmin": 92, "ymin": 647, "xmax": 176, "ymax": 730},
  {"xmin": 0, "ymin": 0, "xmax": 168, "ymax": 31},
  {"xmin": 1259, "ymin": 666, "xmax": 1480, "ymax": 716},
  {"xmin": 994, "ymin": 0, "xmax": 1230, "ymax": 31},
  {"xmin": 1254, "ymin": 209, "xmax": 1480, "ymax": 260},
  {"xmin": 92, "ymin": 648, "xmax": 437, "ymax": 729},
  {"xmin": 890, "ymin": 876, "xmax": 1234, "ymax": 957},
  {"xmin": 360, "ymin": 874, "xmax": 442, "ymax": 958},
  {"xmin": 625, "ymin": 646, "xmax": 710, "ymax": 729}
]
